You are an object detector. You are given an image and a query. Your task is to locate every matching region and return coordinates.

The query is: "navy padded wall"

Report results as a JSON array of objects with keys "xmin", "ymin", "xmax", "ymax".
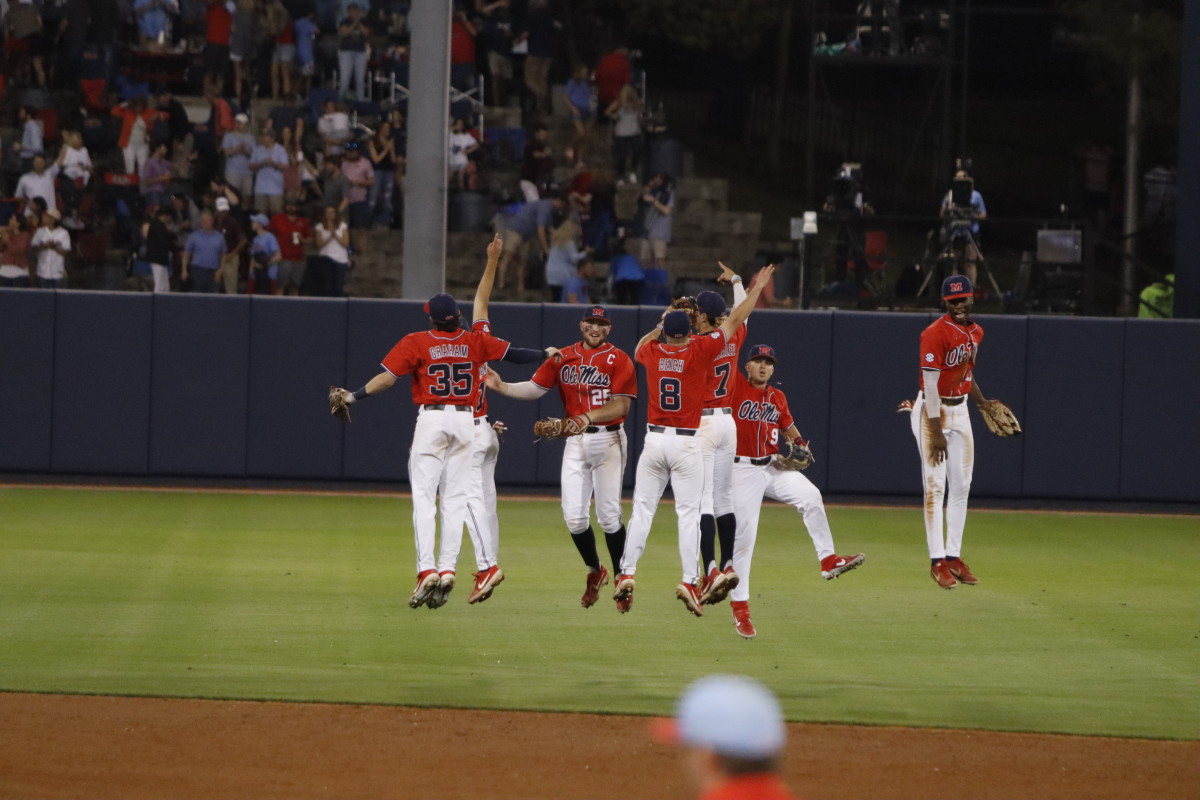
[
  {"xmin": 827, "ymin": 310, "xmax": 933, "ymax": 495},
  {"xmin": 1120, "ymin": 320, "xmax": 1200, "ymax": 501},
  {"xmin": 52, "ymin": 292, "xmax": 153, "ymax": 474},
  {"xmin": 246, "ymin": 297, "xmax": 347, "ymax": 478},
  {"xmin": 1022, "ymin": 317, "xmax": 1125, "ymax": 498},
  {"xmin": 0, "ymin": 289, "xmax": 55, "ymax": 470},
  {"xmin": 968, "ymin": 314, "xmax": 1027, "ymax": 497},
  {"xmin": 149, "ymin": 295, "xmax": 251, "ymax": 477}
]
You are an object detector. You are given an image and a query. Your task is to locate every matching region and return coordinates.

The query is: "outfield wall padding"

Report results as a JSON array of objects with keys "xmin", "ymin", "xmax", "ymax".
[{"xmin": 0, "ymin": 289, "xmax": 1195, "ymax": 503}]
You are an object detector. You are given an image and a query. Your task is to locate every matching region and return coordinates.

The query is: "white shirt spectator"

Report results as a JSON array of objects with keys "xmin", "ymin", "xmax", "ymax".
[
  {"xmin": 448, "ymin": 131, "xmax": 477, "ymax": 170},
  {"xmin": 32, "ymin": 225, "xmax": 72, "ymax": 281},
  {"xmin": 15, "ymin": 164, "xmax": 60, "ymax": 215},
  {"xmin": 315, "ymin": 221, "xmax": 350, "ymax": 263},
  {"xmin": 318, "ymin": 111, "xmax": 352, "ymax": 150},
  {"xmin": 61, "ymin": 146, "xmax": 94, "ymax": 186}
]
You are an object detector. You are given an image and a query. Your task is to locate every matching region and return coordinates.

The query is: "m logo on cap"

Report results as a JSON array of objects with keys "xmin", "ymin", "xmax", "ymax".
[{"xmin": 949, "ymin": 281, "xmax": 964, "ymax": 294}]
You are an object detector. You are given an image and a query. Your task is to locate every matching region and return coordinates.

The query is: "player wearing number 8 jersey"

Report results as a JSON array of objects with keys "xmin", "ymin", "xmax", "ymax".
[
  {"xmin": 615, "ymin": 265, "xmax": 774, "ymax": 617},
  {"xmin": 487, "ymin": 305, "xmax": 638, "ymax": 608}
]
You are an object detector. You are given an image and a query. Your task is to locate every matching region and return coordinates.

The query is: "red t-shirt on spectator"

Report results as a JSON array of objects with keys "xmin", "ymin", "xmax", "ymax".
[
  {"xmin": 450, "ymin": 19, "xmax": 476, "ymax": 65},
  {"xmin": 269, "ymin": 213, "xmax": 310, "ymax": 262},
  {"xmin": 594, "ymin": 51, "xmax": 632, "ymax": 108},
  {"xmin": 207, "ymin": 2, "xmax": 233, "ymax": 45},
  {"xmin": 276, "ymin": 17, "xmax": 294, "ymax": 45}
]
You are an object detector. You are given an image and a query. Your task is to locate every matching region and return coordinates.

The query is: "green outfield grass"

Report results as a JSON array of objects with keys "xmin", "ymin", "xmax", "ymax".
[{"xmin": 0, "ymin": 487, "xmax": 1197, "ymax": 740}]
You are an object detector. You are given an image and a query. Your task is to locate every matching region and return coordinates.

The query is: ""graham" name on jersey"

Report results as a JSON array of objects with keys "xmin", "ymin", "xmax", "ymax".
[{"xmin": 429, "ymin": 344, "xmax": 469, "ymax": 359}]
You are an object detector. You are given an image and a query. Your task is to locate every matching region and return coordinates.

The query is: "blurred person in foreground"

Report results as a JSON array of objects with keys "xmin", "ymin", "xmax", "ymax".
[{"xmin": 653, "ymin": 674, "xmax": 796, "ymax": 800}]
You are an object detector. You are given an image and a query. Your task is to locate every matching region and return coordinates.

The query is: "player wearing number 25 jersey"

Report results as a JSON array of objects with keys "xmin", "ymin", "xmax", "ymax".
[{"xmin": 615, "ymin": 265, "xmax": 775, "ymax": 618}]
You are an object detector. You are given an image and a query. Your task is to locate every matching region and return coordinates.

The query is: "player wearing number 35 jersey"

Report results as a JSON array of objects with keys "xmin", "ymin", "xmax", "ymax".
[{"xmin": 615, "ymin": 265, "xmax": 775, "ymax": 617}]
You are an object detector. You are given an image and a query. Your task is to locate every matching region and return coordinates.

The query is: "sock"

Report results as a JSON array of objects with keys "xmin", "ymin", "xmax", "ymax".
[
  {"xmin": 931, "ymin": 558, "xmax": 942, "ymax": 566},
  {"xmin": 604, "ymin": 526, "xmax": 627, "ymax": 574},
  {"xmin": 716, "ymin": 513, "xmax": 736, "ymax": 570},
  {"xmin": 946, "ymin": 555, "xmax": 959, "ymax": 561},
  {"xmin": 570, "ymin": 527, "xmax": 601, "ymax": 571},
  {"xmin": 699, "ymin": 514, "xmax": 716, "ymax": 573}
]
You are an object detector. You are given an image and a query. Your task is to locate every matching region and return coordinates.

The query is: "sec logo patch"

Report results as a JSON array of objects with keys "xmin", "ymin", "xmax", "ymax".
[{"xmin": 925, "ymin": 353, "xmax": 934, "ymax": 362}]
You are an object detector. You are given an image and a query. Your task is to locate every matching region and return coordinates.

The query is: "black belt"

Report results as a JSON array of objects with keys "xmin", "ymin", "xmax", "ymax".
[
  {"xmin": 701, "ymin": 407, "xmax": 732, "ymax": 416},
  {"xmin": 423, "ymin": 403, "xmax": 472, "ymax": 411},
  {"xmin": 648, "ymin": 424, "xmax": 697, "ymax": 436},
  {"xmin": 584, "ymin": 424, "xmax": 621, "ymax": 433},
  {"xmin": 735, "ymin": 455, "xmax": 772, "ymax": 466},
  {"xmin": 921, "ymin": 393, "xmax": 966, "ymax": 407},
  {"xmin": 474, "ymin": 416, "xmax": 486, "ymax": 425}
]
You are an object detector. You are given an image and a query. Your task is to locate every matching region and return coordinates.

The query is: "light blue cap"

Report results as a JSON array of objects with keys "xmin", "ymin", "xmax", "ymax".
[{"xmin": 670, "ymin": 675, "xmax": 786, "ymax": 758}]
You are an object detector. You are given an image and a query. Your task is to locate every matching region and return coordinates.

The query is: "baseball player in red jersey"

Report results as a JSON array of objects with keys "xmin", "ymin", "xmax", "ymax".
[
  {"xmin": 692, "ymin": 262, "xmax": 750, "ymax": 606},
  {"xmin": 486, "ymin": 305, "xmax": 638, "ymax": 607},
  {"xmin": 912, "ymin": 274, "xmax": 989, "ymax": 589},
  {"xmin": 615, "ymin": 264, "xmax": 774, "ymax": 616},
  {"xmin": 728, "ymin": 344, "xmax": 865, "ymax": 638},
  {"xmin": 331, "ymin": 265, "xmax": 560, "ymax": 609}
]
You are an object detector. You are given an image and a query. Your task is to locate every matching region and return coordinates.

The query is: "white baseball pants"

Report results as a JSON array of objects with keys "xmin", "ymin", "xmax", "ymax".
[
  {"xmin": 698, "ymin": 410, "xmax": 736, "ymax": 517},
  {"xmin": 730, "ymin": 460, "xmax": 836, "ymax": 602},
  {"xmin": 561, "ymin": 428, "xmax": 627, "ymax": 534},
  {"xmin": 439, "ymin": 417, "xmax": 501, "ymax": 572},
  {"xmin": 408, "ymin": 406, "xmax": 475, "ymax": 574},
  {"xmin": 620, "ymin": 428, "xmax": 704, "ymax": 584},
  {"xmin": 910, "ymin": 395, "xmax": 974, "ymax": 559}
]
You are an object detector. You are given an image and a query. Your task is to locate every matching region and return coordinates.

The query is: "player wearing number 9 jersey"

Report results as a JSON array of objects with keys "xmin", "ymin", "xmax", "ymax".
[
  {"xmin": 342, "ymin": 290, "xmax": 560, "ymax": 611},
  {"xmin": 615, "ymin": 265, "xmax": 775, "ymax": 617}
]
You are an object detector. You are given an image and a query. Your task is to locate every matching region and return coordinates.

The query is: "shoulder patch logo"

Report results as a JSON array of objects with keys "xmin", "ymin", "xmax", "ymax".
[{"xmin": 925, "ymin": 353, "xmax": 934, "ymax": 363}]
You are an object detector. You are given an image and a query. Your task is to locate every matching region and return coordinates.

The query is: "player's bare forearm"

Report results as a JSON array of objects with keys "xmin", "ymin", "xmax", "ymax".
[
  {"xmin": 582, "ymin": 395, "xmax": 631, "ymax": 426},
  {"xmin": 636, "ymin": 325, "xmax": 663, "ymax": 350},
  {"xmin": 473, "ymin": 233, "xmax": 502, "ymax": 321},
  {"xmin": 721, "ymin": 264, "xmax": 774, "ymax": 336},
  {"xmin": 968, "ymin": 381, "xmax": 986, "ymax": 404},
  {"xmin": 360, "ymin": 371, "xmax": 397, "ymax": 397}
]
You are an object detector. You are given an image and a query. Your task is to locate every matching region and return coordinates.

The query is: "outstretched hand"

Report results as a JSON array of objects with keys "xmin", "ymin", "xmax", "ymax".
[
  {"xmin": 716, "ymin": 261, "xmax": 739, "ymax": 285},
  {"xmin": 486, "ymin": 233, "xmax": 503, "ymax": 260}
]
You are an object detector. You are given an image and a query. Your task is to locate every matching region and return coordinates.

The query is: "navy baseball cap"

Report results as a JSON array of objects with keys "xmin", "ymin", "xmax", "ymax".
[
  {"xmin": 582, "ymin": 305, "xmax": 611, "ymax": 323},
  {"xmin": 942, "ymin": 274, "xmax": 974, "ymax": 300},
  {"xmin": 662, "ymin": 310, "xmax": 692, "ymax": 338},
  {"xmin": 425, "ymin": 293, "xmax": 460, "ymax": 322},
  {"xmin": 696, "ymin": 291, "xmax": 726, "ymax": 319},
  {"xmin": 747, "ymin": 344, "xmax": 777, "ymax": 363}
]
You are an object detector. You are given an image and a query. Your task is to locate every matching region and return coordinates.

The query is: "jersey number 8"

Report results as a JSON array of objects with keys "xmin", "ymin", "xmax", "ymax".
[{"xmin": 659, "ymin": 377, "xmax": 682, "ymax": 411}]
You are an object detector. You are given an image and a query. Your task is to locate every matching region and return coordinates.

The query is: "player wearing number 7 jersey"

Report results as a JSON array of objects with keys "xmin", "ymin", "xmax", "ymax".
[
  {"xmin": 615, "ymin": 264, "xmax": 775, "ymax": 617},
  {"xmin": 335, "ymin": 281, "xmax": 561, "ymax": 610}
]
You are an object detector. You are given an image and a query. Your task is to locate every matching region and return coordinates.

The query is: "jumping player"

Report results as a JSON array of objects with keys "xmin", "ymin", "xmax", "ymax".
[
  {"xmin": 911, "ymin": 274, "xmax": 987, "ymax": 589},
  {"xmin": 486, "ymin": 305, "xmax": 638, "ymax": 608},
  {"xmin": 728, "ymin": 344, "xmax": 865, "ymax": 638},
  {"xmin": 692, "ymin": 261, "xmax": 749, "ymax": 606},
  {"xmin": 615, "ymin": 264, "xmax": 774, "ymax": 617},
  {"xmin": 332, "ymin": 266, "xmax": 561, "ymax": 610}
]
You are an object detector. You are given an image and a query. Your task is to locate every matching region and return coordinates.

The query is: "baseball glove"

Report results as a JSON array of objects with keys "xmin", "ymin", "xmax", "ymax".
[
  {"xmin": 671, "ymin": 295, "xmax": 699, "ymax": 323},
  {"xmin": 978, "ymin": 398, "xmax": 1022, "ymax": 437},
  {"xmin": 328, "ymin": 386, "xmax": 352, "ymax": 423},
  {"xmin": 533, "ymin": 416, "xmax": 587, "ymax": 440},
  {"xmin": 775, "ymin": 438, "xmax": 814, "ymax": 471}
]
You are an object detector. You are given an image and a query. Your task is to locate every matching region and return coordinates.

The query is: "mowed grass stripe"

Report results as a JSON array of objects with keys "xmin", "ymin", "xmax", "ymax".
[{"xmin": 0, "ymin": 488, "xmax": 1196, "ymax": 740}]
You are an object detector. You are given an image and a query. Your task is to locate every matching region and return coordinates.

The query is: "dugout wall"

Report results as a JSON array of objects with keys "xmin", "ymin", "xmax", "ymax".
[{"xmin": 0, "ymin": 290, "xmax": 1195, "ymax": 504}]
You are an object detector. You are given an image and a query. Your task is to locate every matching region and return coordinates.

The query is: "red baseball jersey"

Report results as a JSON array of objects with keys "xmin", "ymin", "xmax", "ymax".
[
  {"xmin": 531, "ymin": 341, "xmax": 637, "ymax": 422},
  {"xmin": 918, "ymin": 314, "xmax": 985, "ymax": 398},
  {"xmin": 730, "ymin": 372, "xmax": 795, "ymax": 458},
  {"xmin": 381, "ymin": 327, "xmax": 511, "ymax": 406},
  {"xmin": 636, "ymin": 331, "xmax": 726, "ymax": 427},
  {"xmin": 697, "ymin": 323, "xmax": 747, "ymax": 409},
  {"xmin": 471, "ymin": 319, "xmax": 493, "ymax": 417}
]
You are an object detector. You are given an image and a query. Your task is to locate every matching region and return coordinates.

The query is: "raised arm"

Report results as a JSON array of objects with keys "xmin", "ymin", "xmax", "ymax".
[
  {"xmin": 473, "ymin": 233, "xmax": 502, "ymax": 323},
  {"xmin": 719, "ymin": 264, "xmax": 774, "ymax": 338},
  {"xmin": 717, "ymin": 260, "xmax": 747, "ymax": 305}
]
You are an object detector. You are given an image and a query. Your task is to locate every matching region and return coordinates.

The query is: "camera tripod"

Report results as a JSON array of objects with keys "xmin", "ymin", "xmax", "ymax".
[{"xmin": 917, "ymin": 225, "xmax": 1003, "ymax": 300}]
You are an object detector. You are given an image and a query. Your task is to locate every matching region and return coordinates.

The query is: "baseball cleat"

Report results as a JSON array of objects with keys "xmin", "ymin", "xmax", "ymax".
[
  {"xmin": 731, "ymin": 600, "xmax": 756, "ymax": 639},
  {"xmin": 821, "ymin": 553, "xmax": 865, "ymax": 580},
  {"xmin": 699, "ymin": 566, "xmax": 739, "ymax": 605},
  {"xmin": 467, "ymin": 565, "xmax": 505, "ymax": 604},
  {"xmin": 675, "ymin": 581, "xmax": 704, "ymax": 617},
  {"xmin": 930, "ymin": 560, "xmax": 957, "ymax": 589},
  {"xmin": 427, "ymin": 571, "xmax": 455, "ymax": 609},
  {"xmin": 947, "ymin": 558, "xmax": 979, "ymax": 585},
  {"xmin": 408, "ymin": 570, "xmax": 440, "ymax": 609},
  {"xmin": 581, "ymin": 565, "xmax": 610, "ymax": 608},
  {"xmin": 613, "ymin": 574, "xmax": 636, "ymax": 613}
]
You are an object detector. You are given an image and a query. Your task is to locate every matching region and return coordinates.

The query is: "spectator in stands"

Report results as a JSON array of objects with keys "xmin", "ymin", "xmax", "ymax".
[
  {"xmin": 16, "ymin": 106, "xmax": 44, "ymax": 174},
  {"xmin": 26, "ymin": 198, "xmax": 49, "ymax": 231},
  {"xmin": 639, "ymin": 172, "xmax": 674, "ymax": 273},
  {"xmin": 248, "ymin": 213, "xmax": 281, "ymax": 294},
  {"xmin": 31, "ymin": 209, "xmax": 70, "ymax": 289},
  {"xmin": 264, "ymin": 0, "xmax": 294, "ymax": 100},
  {"xmin": 230, "ymin": 0, "xmax": 259, "ymax": 102},
  {"xmin": 292, "ymin": 6, "xmax": 318, "ymax": 98},
  {"xmin": 86, "ymin": 0, "xmax": 120, "ymax": 75},
  {"xmin": 0, "ymin": 214, "xmax": 34, "ymax": 288},
  {"xmin": 141, "ymin": 204, "xmax": 178, "ymax": 293},
  {"xmin": 54, "ymin": 130, "xmax": 94, "ymax": 230},
  {"xmin": 594, "ymin": 44, "xmax": 632, "ymax": 116},
  {"xmin": 477, "ymin": 0, "xmax": 514, "ymax": 106},
  {"xmin": 447, "ymin": 117, "xmax": 479, "ymax": 190},
  {"xmin": 277, "ymin": 126, "xmax": 303, "ymax": 199},
  {"xmin": 496, "ymin": 193, "xmax": 566, "ymax": 291},
  {"xmin": 337, "ymin": 3, "xmax": 371, "ymax": 102},
  {"xmin": 156, "ymin": 89, "xmax": 191, "ymax": 149},
  {"xmin": 520, "ymin": 0, "xmax": 557, "ymax": 116},
  {"xmin": 586, "ymin": 166, "xmax": 617, "ymax": 257},
  {"xmin": 519, "ymin": 124, "xmax": 555, "ymax": 202},
  {"xmin": 450, "ymin": 4, "xmax": 478, "ymax": 89},
  {"xmin": 606, "ymin": 84, "xmax": 642, "ymax": 185},
  {"xmin": 545, "ymin": 217, "xmax": 588, "ymax": 303},
  {"xmin": 608, "ymin": 239, "xmax": 645, "ymax": 305},
  {"xmin": 141, "ymin": 141, "xmax": 176, "ymax": 210},
  {"xmin": 563, "ymin": 64, "xmax": 594, "ymax": 163},
  {"xmin": 14, "ymin": 154, "xmax": 59, "ymax": 217},
  {"xmin": 134, "ymin": 0, "xmax": 180, "ymax": 45},
  {"xmin": 204, "ymin": 0, "xmax": 235, "ymax": 96},
  {"xmin": 318, "ymin": 99, "xmax": 352, "ymax": 157},
  {"xmin": 563, "ymin": 256, "xmax": 593, "ymax": 304},
  {"xmin": 339, "ymin": 140, "xmax": 374, "ymax": 251},
  {"xmin": 269, "ymin": 195, "xmax": 310, "ymax": 295},
  {"xmin": 318, "ymin": 155, "xmax": 351, "ymax": 217},
  {"xmin": 367, "ymin": 120, "xmax": 398, "ymax": 228},
  {"xmin": 250, "ymin": 127, "xmax": 289, "ymax": 215},
  {"xmin": 5, "ymin": 0, "xmax": 46, "ymax": 87},
  {"xmin": 112, "ymin": 95, "xmax": 163, "ymax": 176},
  {"xmin": 213, "ymin": 195, "xmax": 245, "ymax": 294},
  {"xmin": 172, "ymin": 191, "xmax": 201, "ymax": 234},
  {"xmin": 222, "ymin": 114, "xmax": 258, "ymax": 200},
  {"xmin": 181, "ymin": 209, "xmax": 227, "ymax": 292},
  {"xmin": 313, "ymin": 204, "xmax": 351, "ymax": 297}
]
